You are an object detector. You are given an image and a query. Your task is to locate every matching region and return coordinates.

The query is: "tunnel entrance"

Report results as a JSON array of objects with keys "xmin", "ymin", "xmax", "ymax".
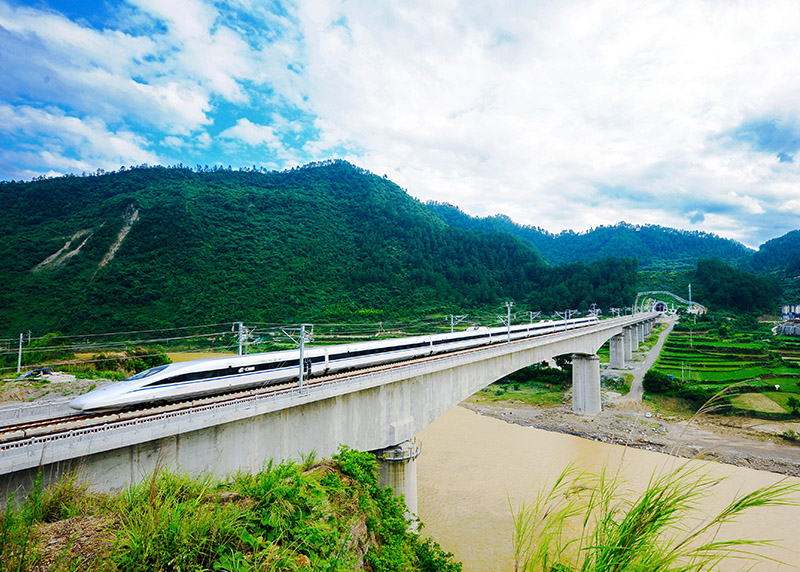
[{"xmin": 654, "ymin": 301, "xmax": 668, "ymax": 312}]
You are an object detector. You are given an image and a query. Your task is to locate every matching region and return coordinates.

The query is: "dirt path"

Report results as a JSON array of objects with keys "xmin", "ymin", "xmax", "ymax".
[{"xmin": 612, "ymin": 314, "xmax": 677, "ymax": 402}]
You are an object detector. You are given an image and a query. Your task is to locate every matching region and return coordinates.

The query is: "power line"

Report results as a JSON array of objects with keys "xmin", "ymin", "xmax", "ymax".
[{"xmin": 18, "ymin": 322, "xmax": 237, "ymax": 343}]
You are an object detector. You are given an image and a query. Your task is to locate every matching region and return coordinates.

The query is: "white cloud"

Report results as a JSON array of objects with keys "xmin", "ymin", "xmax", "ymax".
[
  {"xmin": 219, "ymin": 118, "xmax": 280, "ymax": 147},
  {"xmin": 3, "ymin": 0, "xmax": 800, "ymax": 247},
  {"xmin": 0, "ymin": 104, "xmax": 160, "ymax": 174},
  {"xmin": 294, "ymin": 0, "xmax": 800, "ymax": 246}
]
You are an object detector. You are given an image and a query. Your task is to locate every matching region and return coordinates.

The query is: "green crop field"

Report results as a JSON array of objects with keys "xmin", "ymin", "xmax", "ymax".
[{"xmin": 649, "ymin": 315, "xmax": 800, "ymax": 418}]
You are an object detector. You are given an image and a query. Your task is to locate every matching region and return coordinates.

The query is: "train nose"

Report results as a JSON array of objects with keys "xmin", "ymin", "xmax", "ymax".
[
  {"xmin": 68, "ymin": 393, "xmax": 92, "ymax": 411},
  {"xmin": 69, "ymin": 387, "xmax": 113, "ymax": 411}
]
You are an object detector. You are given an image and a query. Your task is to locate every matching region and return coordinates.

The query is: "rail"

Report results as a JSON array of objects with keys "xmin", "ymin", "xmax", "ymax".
[{"xmin": 0, "ymin": 313, "xmax": 658, "ymax": 471}]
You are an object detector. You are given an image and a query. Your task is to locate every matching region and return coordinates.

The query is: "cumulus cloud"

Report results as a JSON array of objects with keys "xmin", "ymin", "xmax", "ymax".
[
  {"xmin": 219, "ymin": 119, "xmax": 280, "ymax": 147},
  {"xmin": 0, "ymin": 104, "xmax": 160, "ymax": 177},
  {"xmin": 293, "ymin": 0, "xmax": 800, "ymax": 247},
  {"xmin": 3, "ymin": 0, "xmax": 800, "ymax": 247}
]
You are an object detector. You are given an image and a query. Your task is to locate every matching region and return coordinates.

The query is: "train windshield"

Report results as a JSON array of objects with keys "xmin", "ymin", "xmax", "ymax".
[{"xmin": 124, "ymin": 365, "xmax": 169, "ymax": 382}]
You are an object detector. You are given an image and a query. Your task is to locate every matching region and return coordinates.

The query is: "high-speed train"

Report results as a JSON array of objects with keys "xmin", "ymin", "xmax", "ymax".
[{"xmin": 69, "ymin": 316, "xmax": 599, "ymax": 412}]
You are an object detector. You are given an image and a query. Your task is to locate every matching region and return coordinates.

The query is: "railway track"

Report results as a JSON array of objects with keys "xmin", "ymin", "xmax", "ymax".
[
  {"xmin": 0, "ymin": 319, "xmax": 616, "ymax": 450},
  {"xmin": 0, "ymin": 344, "xmax": 493, "ymax": 447}
]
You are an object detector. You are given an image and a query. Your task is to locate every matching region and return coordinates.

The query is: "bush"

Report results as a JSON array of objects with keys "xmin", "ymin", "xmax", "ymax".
[{"xmin": 643, "ymin": 370, "xmax": 675, "ymax": 394}]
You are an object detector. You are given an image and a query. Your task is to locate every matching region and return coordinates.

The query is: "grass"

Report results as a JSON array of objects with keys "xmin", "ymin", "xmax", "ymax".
[
  {"xmin": 730, "ymin": 393, "xmax": 787, "ymax": 414},
  {"xmin": 510, "ymin": 463, "xmax": 800, "ymax": 572},
  {"xmin": 470, "ymin": 362, "xmax": 571, "ymax": 407},
  {"xmin": 643, "ymin": 394, "xmax": 698, "ymax": 420},
  {"xmin": 473, "ymin": 385, "xmax": 566, "ymax": 407},
  {"xmin": 0, "ymin": 447, "xmax": 462, "ymax": 572},
  {"xmin": 601, "ymin": 373, "xmax": 631, "ymax": 394}
]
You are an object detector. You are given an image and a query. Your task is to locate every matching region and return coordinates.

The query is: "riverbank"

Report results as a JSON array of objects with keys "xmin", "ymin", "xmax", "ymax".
[
  {"xmin": 1, "ymin": 447, "xmax": 461, "ymax": 572},
  {"xmin": 463, "ymin": 399, "xmax": 800, "ymax": 476}
]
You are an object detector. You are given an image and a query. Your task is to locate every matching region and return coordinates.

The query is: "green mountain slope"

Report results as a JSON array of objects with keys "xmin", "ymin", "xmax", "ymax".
[
  {"xmin": 2, "ymin": 161, "xmax": 635, "ymax": 336},
  {"xmin": 750, "ymin": 230, "xmax": 800, "ymax": 301},
  {"xmin": 425, "ymin": 203, "xmax": 753, "ymax": 270},
  {"xmin": 6, "ymin": 160, "xmax": 785, "ymax": 337}
]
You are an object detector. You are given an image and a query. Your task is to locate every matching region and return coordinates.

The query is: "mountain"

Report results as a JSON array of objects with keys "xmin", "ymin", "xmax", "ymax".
[
  {"xmin": 750, "ymin": 230, "xmax": 800, "ymax": 301},
  {"xmin": 425, "ymin": 203, "xmax": 753, "ymax": 270},
  {"xmin": 0, "ymin": 161, "xmax": 638, "ymax": 337}
]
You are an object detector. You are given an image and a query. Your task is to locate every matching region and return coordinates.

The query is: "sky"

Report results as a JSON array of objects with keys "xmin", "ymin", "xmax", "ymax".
[{"xmin": 1, "ymin": 0, "xmax": 799, "ymax": 248}]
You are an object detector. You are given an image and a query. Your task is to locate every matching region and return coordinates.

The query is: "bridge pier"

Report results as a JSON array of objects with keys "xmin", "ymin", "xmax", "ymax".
[
  {"xmin": 373, "ymin": 440, "xmax": 421, "ymax": 517},
  {"xmin": 609, "ymin": 334, "xmax": 626, "ymax": 369},
  {"xmin": 624, "ymin": 327, "xmax": 634, "ymax": 361},
  {"xmin": 572, "ymin": 354, "xmax": 601, "ymax": 414},
  {"xmin": 637, "ymin": 323, "xmax": 645, "ymax": 344}
]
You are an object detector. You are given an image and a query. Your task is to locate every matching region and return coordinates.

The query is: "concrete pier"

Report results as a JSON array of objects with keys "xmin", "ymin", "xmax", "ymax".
[
  {"xmin": 572, "ymin": 354, "xmax": 601, "ymax": 415},
  {"xmin": 609, "ymin": 334, "xmax": 626, "ymax": 369},
  {"xmin": 624, "ymin": 327, "xmax": 634, "ymax": 361},
  {"xmin": 373, "ymin": 440, "xmax": 421, "ymax": 516}
]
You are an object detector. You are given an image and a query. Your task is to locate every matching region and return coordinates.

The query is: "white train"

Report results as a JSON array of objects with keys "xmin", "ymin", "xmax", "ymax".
[{"xmin": 69, "ymin": 316, "xmax": 598, "ymax": 412}]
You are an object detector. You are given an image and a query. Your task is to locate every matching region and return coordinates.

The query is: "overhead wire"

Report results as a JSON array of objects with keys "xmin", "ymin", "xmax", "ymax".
[{"xmin": 4, "ymin": 313, "xmax": 563, "ymax": 374}]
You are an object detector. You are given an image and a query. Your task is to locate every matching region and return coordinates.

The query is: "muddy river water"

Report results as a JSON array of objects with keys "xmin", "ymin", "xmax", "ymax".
[{"xmin": 417, "ymin": 406, "xmax": 800, "ymax": 572}]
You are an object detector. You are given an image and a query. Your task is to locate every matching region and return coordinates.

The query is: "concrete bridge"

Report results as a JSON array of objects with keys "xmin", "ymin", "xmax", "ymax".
[{"xmin": 1, "ymin": 312, "xmax": 659, "ymax": 511}]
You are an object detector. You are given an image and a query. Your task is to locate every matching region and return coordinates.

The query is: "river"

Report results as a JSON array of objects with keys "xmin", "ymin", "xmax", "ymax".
[{"xmin": 417, "ymin": 406, "xmax": 800, "ymax": 572}]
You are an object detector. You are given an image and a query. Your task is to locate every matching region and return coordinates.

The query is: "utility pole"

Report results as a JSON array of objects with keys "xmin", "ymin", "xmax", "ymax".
[
  {"xmin": 449, "ymin": 314, "xmax": 468, "ymax": 333},
  {"xmin": 527, "ymin": 311, "xmax": 541, "ymax": 324},
  {"xmin": 17, "ymin": 333, "xmax": 23, "ymax": 374},
  {"xmin": 298, "ymin": 324, "xmax": 306, "ymax": 390},
  {"xmin": 237, "ymin": 322, "xmax": 244, "ymax": 356},
  {"xmin": 555, "ymin": 310, "xmax": 575, "ymax": 330},
  {"xmin": 505, "ymin": 301, "xmax": 513, "ymax": 342}
]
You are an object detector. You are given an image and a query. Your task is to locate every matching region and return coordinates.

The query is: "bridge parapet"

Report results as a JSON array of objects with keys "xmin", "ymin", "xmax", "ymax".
[{"xmin": 0, "ymin": 312, "xmax": 660, "ymax": 500}]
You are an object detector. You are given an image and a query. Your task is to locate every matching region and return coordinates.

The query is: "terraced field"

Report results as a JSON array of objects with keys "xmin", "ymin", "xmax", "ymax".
[{"xmin": 651, "ymin": 328, "xmax": 800, "ymax": 416}]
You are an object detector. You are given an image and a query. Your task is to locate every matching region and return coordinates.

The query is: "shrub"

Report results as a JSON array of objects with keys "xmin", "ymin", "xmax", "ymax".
[{"xmin": 643, "ymin": 370, "xmax": 675, "ymax": 394}]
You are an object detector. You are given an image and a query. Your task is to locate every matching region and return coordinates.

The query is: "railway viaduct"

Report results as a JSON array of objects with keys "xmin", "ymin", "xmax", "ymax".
[{"xmin": 1, "ymin": 312, "xmax": 659, "ymax": 512}]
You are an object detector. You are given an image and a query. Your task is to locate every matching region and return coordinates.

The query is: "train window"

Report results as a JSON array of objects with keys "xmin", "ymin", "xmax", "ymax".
[
  {"xmin": 432, "ymin": 333, "xmax": 484, "ymax": 346},
  {"xmin": 124, "ymin": 365, "xmax": 169, "ymax": 381}
]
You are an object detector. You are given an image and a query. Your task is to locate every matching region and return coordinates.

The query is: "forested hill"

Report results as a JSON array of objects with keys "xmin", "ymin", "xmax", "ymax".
[
  {"xmin": 750, "ymin": 230, "xmax": 800, "ymax": 300},
  {"xmin": 0, "ymin": 161, "xmax": 638, "ymax": 336},
  {"xmin": 426, "ymin": 202, "xmax": 753, "ymax": 270}
]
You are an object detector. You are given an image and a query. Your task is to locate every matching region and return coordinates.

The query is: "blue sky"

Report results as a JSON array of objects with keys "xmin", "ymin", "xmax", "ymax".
[{"xmin": 1, "ymin": 0, "xmax": 799, "ymax": 248}]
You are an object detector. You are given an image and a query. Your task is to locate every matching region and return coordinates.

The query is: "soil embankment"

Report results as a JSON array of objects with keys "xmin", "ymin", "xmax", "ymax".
[{"xmin": 463, "ymin": 400, "xmax": 800, "ymax": 476}]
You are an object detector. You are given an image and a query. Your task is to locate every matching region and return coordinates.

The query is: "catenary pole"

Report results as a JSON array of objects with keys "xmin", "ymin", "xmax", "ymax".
[
  {"xmin": 505, "ymin": 301, "xmax": 513, "ymax": 342},
  {"xmin": 17, "ymin": 333, "xmax": 23, "ymax": 374},
  {"xmin": 298, "ymin": 324, "xmax": 306, "ymax": 389}
]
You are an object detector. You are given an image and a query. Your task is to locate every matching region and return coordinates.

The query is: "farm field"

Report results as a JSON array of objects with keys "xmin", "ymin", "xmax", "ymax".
[{"xmin": 651, "ymin": 319, "xmax": 800, "ymax": 417}]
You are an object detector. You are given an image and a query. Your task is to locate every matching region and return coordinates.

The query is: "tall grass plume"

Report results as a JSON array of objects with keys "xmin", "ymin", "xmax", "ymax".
[{"xmin": 511, "ymin": 463, "xmax": 800, "ymax": 572}]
